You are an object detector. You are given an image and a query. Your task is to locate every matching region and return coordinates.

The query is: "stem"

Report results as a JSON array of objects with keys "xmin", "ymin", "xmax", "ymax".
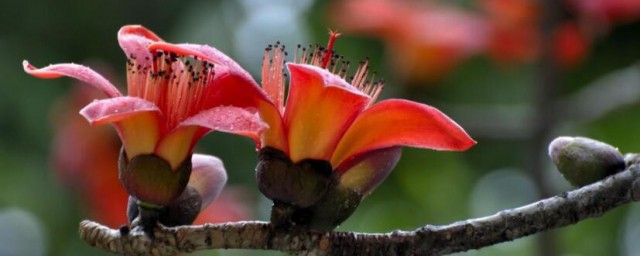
[
  {"xmin": 135, "ymin": 201, "xmax": 162, "ymax": 236},
  {"xmin": 79, "ymin": 164, "xmax": 640, "ymax": 255}
]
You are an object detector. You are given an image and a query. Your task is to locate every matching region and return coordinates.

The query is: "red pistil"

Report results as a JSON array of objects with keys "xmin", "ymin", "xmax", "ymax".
[{"xmin": 321, "ymin": 30, "xmax": 341, "ymax": 69}]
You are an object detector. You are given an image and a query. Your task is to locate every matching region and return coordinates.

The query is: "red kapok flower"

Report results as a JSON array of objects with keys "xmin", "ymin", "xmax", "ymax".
[
  {"xmin": 24, "ymin": 25, "xmax": 266, "ymax": 206},
  {"xmin": 52, "ymin": 84, "xmax": 250, "ymax": 227},
  {"xmin": 254, "ymin": 32, "xmax": 476, "ymax": 229},
  {"xmin": 261, "ymin": 32, "xmax": 475, "ymax": 177}
]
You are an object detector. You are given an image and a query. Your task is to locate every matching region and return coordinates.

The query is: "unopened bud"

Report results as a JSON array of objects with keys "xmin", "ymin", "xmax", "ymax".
[
  {"xmin": 548, "ymin": 136, "xmax": 624, "ymax": 187},
  {"xmin": 304, "ymin": 185, "xmax": 361, "ymax": 231}
]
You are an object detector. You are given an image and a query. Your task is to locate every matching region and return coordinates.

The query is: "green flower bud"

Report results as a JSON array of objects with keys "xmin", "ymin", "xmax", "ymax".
[
  {"xmin": 548, "ymin": 136, "xmax": 624, "ymax": 187},
  {"xmin": 119, "ymin": 148, "xmax": 192, "ymax": 206},
  {"xmin": 304, "ymin": 185, "xmax": 361, "ymax": 231}
]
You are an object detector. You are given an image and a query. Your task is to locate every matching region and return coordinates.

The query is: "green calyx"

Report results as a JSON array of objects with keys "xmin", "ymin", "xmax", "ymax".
[
  {"xmin": 549, "ymin": 136, "xmax": 625, "ymax": 187},
  {"xmin": 256, "ymin": 147, "xmax": 363, "ymax": 231},
  {"xmin": 256, "ymin": 147, "xmax": 338, "ymax": 208},
  {"xmin": 119, "ymin": 148, "xmax": 192, "ymax": 206},
  {"xmin": 303, "ymin": 185, "xmax": 361, "ymax": 231}
]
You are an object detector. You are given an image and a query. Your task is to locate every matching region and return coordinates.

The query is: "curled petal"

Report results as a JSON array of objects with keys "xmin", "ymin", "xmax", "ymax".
[
  {"xmin": 79, "ymin": 96, "xmax": 160, "ymax": 126},
  {"xmin": 331, "ymin": 99, "xmax": 476, "ymax": 169},
  {"xmin": 79, "ymin": 97, "xmax": 162, "ymax": 158},
  {"xmin": 178, "ymin": 106, "xmax": 268, "ymax": 144},
  {"xmin": 118, "ymin": 25, "xmax": 162, "ymax": 66},
  {"xmin": 338, "ymin": 147, "xmax": 402, "ymax": 196},
  {"xmin": 189, "ymin": 154, "xmax": 228, "ymax": 210},
  {"xmin": 284, "ymin": 63, "xmax": 370, "ymax": 162},
  {"xmin": 23, "ymin": 61, "xmax": 121, "ymax": 98}
]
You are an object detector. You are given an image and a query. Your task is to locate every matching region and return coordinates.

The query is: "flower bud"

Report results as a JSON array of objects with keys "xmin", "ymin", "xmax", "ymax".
[
  {"xmin": 256, "ymin": 147, "xmax": 338, "ymax": 208},
  {"xmin": 119, "ymin": 148, "xmax": 191, "ymax": 206},
  {"xmin": 548, "ymin": 136, "xmax": 624, "ymax": 187},
  {"xmin": 303, "ymin": 147, "xmax": 402, "ymax": 230},
  {"xmin": 304, "ymin": 185, "xmax": 361, "ymax": 231}
]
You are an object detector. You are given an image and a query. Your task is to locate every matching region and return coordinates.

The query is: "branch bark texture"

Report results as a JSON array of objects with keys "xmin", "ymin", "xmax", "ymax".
[{"xmin": 80, "ymin": 164, "xmax": 640, "ymax": 255}]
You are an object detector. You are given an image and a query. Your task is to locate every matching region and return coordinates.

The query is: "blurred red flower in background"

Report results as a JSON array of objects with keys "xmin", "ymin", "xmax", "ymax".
[
  {"xmin": 568, "ymin": 0, "xmax": 640, "ymax": 29},
  {"xmin": 480, "ymin": 0, "xmax": 590, "ymax": 67},
  {"xmin": 331, "ymin": 0, "xmax": 639, "ymax": 83},
  {"xmin": 331, "ymin": 0, "xmax": 489, "ymax": 82},
  {"xmin": 51, "ymin": 78, "xmax": 127, "ymax": 227}
]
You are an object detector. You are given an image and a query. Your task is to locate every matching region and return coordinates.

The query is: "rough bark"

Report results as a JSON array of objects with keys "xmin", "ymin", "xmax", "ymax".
[{"xmin": 79, "ymin": 164, "xmax": 640, "ymax": 255}]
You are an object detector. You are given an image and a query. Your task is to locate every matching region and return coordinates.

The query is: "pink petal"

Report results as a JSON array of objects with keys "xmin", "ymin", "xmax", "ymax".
[
  {"xmin": 178, "ymin": 106, "xmax": 267, "ymax": 143},
  {"xmin": 337, "ymin": 147, "xmax": 402, "ymax": 196},
  {"xmin": 148, "ymin": 42, "xmax": 255, "ymax": 86},
  {"xmin": 117, "ymin": 25, "xmax": 163, "ymax": 66},
  {"xmin": 79, "ymin": 96, "xmax": 160, "ymax": 126},
  {"xmin": 148, "ymin": 42, "xmax": 275, "ymax": 115},
  {"xmin": 189, "ymin": 154, "xmax": 228, "ymax": 210},
  {"xmin": 284, "ymin": 63, "xmax": 370, "ymax": 162},
  {"xmin": 331, "ymin": 99, "xmax": 476, "ymax": 169},
  {"xmin": 23, "ymin": 60, "xmax": 121, "ymax": 98},
  {"xmin": 193, "ymin": 187, "xmax": 254, "ymax": 224},
  {"xmin": 79, "ymin": 97, "xmax": 162, "ymax": 158}
]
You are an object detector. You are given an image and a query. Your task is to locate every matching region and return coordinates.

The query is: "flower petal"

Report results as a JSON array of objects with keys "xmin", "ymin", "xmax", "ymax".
[
  {"xmin": 331, "ymin": 99, "xmax": 476, "ymax": 169},
  {"xmin": 117, "ymin": 25, "xmax": 162, "ymax": 66},
  {"xmin": 22, "ymin": 61, "xmax": 121, "ymax": 98},
  {"xmin": 148, "ymin": 42, "xmax": 285, "ymax": 149},
  {"xmin": 189, "ymin": 154, "xmax": 227, "ymax": 210},
  {"xmin": 79, "ymin": 97, "xmax": 162, "ymax": 158},
  {"xmin": 284, "ymin": 63, "xmax": 370, "ymax": 162},
  {"xmin": 148, "ymin": 42, "xmax": 254, "ymax": 85},
  {"xmin": 177, "ymin": 106, "xmax": 268, "ymax": 144},
  {"xmin": 154, "ymin": 126, "xmax": 198, "ymax": 171},
  {"xmin": 258, "ymin": 100, "xmax": 288, "ymax": 152},
  {"xmin": 79, "ymin": 96, "xmax": 160, "ymax": 125},
  {"xmin": 338, "ymin": 147, "xmax": 402, "ymax": 196},
  {"xmin": 150, "ymin": 42, "xmax": 270, "ymax": 106},
  {"xmin": 152, "ymin": 42, "xmax": 291, "ymax": 150}
]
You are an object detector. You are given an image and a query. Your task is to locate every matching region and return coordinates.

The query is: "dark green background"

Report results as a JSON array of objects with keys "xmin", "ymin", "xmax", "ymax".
[{"xmin": 1, "ymin": 0, "xmax": 639, "ymax": 255}]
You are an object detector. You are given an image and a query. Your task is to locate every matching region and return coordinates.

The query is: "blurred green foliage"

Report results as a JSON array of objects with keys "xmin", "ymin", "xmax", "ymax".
[{"xmin": 1, "ymin": 0, "xmax": 640, "ymax": 255}]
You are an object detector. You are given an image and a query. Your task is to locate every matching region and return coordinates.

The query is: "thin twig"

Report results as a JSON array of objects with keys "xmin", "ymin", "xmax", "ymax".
[{"xmin": 80, "ymin": 164, "xmax": 640, "ymax": 256}]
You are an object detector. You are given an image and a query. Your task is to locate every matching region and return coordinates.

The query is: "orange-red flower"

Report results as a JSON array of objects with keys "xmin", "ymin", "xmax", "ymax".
[
  {"xmin": 250, "ymin": 33, "xmax": 475, "ymax": 229},
  {"xmin": 258, "ymin": 33, "xmax": 475, "ymax": 183},
  {"xmin": 24, "ymin": 25, "xmax": 265, "ymax": 172},
  {"xmin": 51, "ymin": 84, "xmax": 253, "ymax": 227},
  {"xmin": 24, "ymin": 25, "xmax": 266, "ymax": 207}
]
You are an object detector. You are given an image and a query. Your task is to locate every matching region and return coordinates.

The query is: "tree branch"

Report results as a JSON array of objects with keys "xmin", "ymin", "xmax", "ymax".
[{"xmin": 80, "ymin": 164, "xmax": 640, "ymax": 256}]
